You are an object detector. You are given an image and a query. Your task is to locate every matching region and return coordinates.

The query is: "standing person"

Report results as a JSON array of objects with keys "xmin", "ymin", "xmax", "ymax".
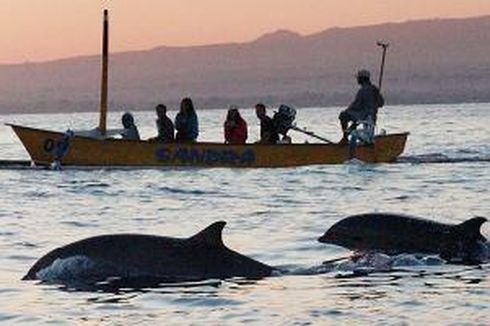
[
  {"xmin": 224, "ymin": 105, "xmax": 248, "ymax": 144},
  {"xmin": 255, "ymin": 103, "xmax": 279, "ymax": 144},
  {"xmin": 151, "ymin": 104, "xmax": 174, "ymax": 142},
  {"xmin": 120, "ymin": 112, "xmax": 140, "ymax": 140},
  {"xmin": 338, "ymin": 69, "xmax": 384, "ymax": 144},
  {"xmin": 175, "ymin": 97, "xmax": 199, "ymax": 142}
]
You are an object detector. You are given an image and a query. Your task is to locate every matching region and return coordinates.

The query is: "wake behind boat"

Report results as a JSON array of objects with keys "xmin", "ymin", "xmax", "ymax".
[{"xmin": 7, "ymin": 10, "xmax": 408, "ymax": 168}]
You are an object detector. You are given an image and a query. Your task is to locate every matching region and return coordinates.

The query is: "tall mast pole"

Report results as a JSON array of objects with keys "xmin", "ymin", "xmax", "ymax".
[
  {"xmin": 376, "ymin": 41, "xmax": 389, "ymax": 92},
  {"xmin": 98, "ymin": 9, "xmax": 109, "ymax": 136}
]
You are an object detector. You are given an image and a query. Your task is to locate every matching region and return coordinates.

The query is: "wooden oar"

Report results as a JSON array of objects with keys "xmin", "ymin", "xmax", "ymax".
[{"xmin": 291, "ymin": 125, "xmax": 334, "ymax": 144}]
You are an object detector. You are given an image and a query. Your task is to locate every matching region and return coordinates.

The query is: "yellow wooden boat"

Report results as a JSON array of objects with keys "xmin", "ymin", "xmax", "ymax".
[
  {"xmin": 7, "ymin": 124, "xmax": 408, "ymax": 167},
  {"xmin": 7, "ymin": 10, "xmax": 409, "ymax": 168}
]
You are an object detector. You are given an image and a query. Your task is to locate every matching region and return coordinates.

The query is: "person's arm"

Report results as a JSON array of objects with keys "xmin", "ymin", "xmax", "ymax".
[
  {"xmin": 259, "ymin": 127, "xmax": 272, "ymax": 144},
  {"xmin": 243, "ymin": 121, "xmax": 248, "ymax": 142},
  {"xmin": 120, "ymin": 128, "xmax": 129, "ymax": 139},
  {"xmin": 133, "ymin": 126, "xmax": 141, "ymax": 140},
  {"xmin": 167, "ymin": 119, "xmax": 175, "ymax": 140},
  {"xmin": 190, "ymin": 114, "xmax": 199, "ymax": 140},
  {"xmin": 224, "ymin": 121, "xmax": 230, "ymax": 143}
]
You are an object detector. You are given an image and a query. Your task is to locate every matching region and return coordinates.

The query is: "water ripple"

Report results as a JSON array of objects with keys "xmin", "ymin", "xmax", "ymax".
[{"xmin": 0, "ymin": 105, "xmax": 489, "ymax": 324}]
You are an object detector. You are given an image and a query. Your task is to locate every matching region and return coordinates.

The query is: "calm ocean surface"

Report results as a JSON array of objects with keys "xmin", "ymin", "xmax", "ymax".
[{"xmin": 0, "ymin": 104, "xmax": 489, "ymax": 325}]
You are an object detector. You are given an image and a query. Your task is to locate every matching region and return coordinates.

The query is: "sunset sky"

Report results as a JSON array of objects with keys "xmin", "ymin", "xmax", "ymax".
[{"xmin": 1, "ymin": 0, "xmax": 489, "ymax": 64}]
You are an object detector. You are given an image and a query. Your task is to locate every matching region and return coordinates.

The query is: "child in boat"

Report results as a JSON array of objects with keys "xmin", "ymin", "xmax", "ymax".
[
  {"xmin": 224, "ymin": 105, "xmax": 248, "ymax": 144},
  {"xmin": 175, "ymin": 98, "xmax": 199, "ymax": 142},
  {"xmin": 150, "ymin": 104, "xmax": 174, "ymax": 142},
  {"xmin": 121, "ymin": 112, "xmax": 140, "ymax": 140}
]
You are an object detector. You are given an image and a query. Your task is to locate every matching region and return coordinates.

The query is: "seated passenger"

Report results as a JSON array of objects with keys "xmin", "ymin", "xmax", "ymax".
[
  {"xmin": 150, "ymin": 104, "xmax": 174, "ymax": 142},
  {"xmin": 338, "ymin": 69, "xmax": 384, "ymax": 144},
  {"xmin": 224, "ymin": 105, "xmax": 248, "ymax": 144},
  {"xmin": 120, "ymin": 112, "xmax": 140, "ymax": 140},
  {"xmin": 255, "ymin": 103, "xmax": 279, "ymax": 144},
  {"xmin": 175, "ymin": 97, "xmax": 199, "ymax": 143}
]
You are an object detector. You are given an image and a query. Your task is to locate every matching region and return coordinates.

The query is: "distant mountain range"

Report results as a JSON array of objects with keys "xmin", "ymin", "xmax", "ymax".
[{"xmin": 1, "ymin": 15, "xmax": 490, "ymax": 114}]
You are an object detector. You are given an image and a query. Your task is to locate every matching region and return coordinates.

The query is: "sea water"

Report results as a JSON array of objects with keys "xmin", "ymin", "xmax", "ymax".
[{"xmin": 0, "ymin": 104, "xmax": 488, "ymax": 324}]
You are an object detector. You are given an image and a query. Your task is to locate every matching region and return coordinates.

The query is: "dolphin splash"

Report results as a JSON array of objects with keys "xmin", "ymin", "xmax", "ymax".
[
  {"xmin": 318, "ymin": 213, "xmax": 488, "ymax": 264},
  {"xmin": 23, "ymin": 221, "xmax": 274, "ymax": 283}
]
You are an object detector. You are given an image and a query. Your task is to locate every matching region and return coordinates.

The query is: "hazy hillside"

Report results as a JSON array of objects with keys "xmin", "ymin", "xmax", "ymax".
[{"xmin": 1, "ymin": 15, "xmax": 489, "ymax": 114}]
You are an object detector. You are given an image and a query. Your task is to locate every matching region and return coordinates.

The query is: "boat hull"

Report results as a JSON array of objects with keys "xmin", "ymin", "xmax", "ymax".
[{"xmin": 8, "ymin": 124, "xmax": 408, "ymax": 167}]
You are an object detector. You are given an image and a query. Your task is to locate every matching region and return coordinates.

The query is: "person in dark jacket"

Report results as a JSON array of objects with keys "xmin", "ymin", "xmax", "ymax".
[
  {"xmin": 151, "ymin": 104, "xmax": 174, "ymax": 142},
  {"xmin": 175, "ymin": 98, "xmax": 199, "ymax": 142},
  {"xmin": 338, "ymin": 69, "xmax": 384, "ymax": 144},
  {"xmin": 224, "ymin": 105, "xmax": 248, "ymax": 144},
  {"xmin": 255, "ymin": 103, "xmax": 279, "ymax": 144}
]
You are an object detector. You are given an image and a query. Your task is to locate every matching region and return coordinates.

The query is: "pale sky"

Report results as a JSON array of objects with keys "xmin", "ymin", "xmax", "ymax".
[{"xmin": 1, "ymin": 0, "xmax": 489, "ymax": 64}]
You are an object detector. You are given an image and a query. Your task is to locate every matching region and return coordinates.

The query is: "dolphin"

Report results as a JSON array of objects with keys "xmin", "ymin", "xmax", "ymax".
[
  {"xmin": 23, "ymin": 221, "xmax": 274, "ymax": 282},
  {"xmin": 318, "ymin": 213, "xmax": 488, "ymax": 264}
]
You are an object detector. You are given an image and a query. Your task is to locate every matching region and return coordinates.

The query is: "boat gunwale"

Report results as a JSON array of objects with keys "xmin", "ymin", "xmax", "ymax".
[{"xmin": 6, "ymin": 123, "xmax": 410, "ymax": 147}]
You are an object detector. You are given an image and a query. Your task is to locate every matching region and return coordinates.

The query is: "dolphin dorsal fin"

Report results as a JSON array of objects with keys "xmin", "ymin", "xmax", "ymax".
[
  {"xmin": 456, "ymin": 217, "xmax": 488, "ymax": 240},
  {"xmin": 188, "ymin": 221, "xmax": 226, "ymax": 247}
]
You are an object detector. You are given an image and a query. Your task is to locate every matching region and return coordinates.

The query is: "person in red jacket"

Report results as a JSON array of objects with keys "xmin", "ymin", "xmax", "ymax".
[{"xmin": 224, "ymin": 106, "xmax": 248, "ymax": 144}]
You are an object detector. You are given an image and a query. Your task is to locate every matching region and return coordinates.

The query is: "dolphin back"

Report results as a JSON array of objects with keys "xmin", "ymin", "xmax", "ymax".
[
  {"xmin": 186, "ymin": 221, "xmax": 274, "ymax": 279},
  {"xmin": 318, "ymin": 213, "xmax": 448, "ymax": 252},
  {"xmin": 23, "ymin": 221, "xmax": 274, "ymax": 283},
  {"xmin": 187, "ymin": 221, "xmax": 226, "ymax": 247},
  {"xmin": 318, "ymin": 213, "xmax": 487, "ymax": 257}
]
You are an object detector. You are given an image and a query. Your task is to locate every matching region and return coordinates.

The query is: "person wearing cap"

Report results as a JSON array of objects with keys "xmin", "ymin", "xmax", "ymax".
[
  {"xmin": 120, "ymin": 112, "xmax": 140, "ymax": 140},
  {"xmin": 338, "ymin": 69, "xmax": 384, "ymax": 144},
  {"xmin": 224, "ymin": 105, "xmax": 248, "ymax": 144}
]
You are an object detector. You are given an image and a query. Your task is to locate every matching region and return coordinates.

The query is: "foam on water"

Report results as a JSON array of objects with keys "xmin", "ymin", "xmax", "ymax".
[
  {"xmin": 36, "ymin": 255, "xmax": 99, "ymax": 282},
  {"xmin": 398, "ymin": 153, "xmax": 490, "ymax": 164},
  {"xmin": 333, "ymin": 253, "xmax": 446, "ymax": 272},
  {"xmin": 280, "ymin": 252, "xmax": 458, "ymax": 278}
]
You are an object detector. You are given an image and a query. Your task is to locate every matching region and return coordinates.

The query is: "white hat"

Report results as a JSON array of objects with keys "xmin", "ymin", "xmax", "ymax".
[{"xmin": 356, "ymin": 69, "xmax": 371, "ymax": 79}]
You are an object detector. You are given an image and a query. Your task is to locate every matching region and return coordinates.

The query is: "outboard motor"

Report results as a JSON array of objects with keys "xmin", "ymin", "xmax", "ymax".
[
  {"xmin": 348, "ymin": 116, "xmax": 376, "ymax": 159},
  {"xmin": 350, "ymin": 116, "xmax": 375, "ymax": 144},
  {"xmin": 273, "ymin": 104, "xmax": 296, "ymax": 136}
]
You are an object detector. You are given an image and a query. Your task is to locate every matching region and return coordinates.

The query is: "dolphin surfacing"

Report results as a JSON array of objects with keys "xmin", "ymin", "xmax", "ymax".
[
  {"xmin": 318, "ymin": 213, "xmax": 488, "ymax": 264},
  {"xmin": 23, "ymin": 221, "xmax": 274, "ymax": 282}
]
